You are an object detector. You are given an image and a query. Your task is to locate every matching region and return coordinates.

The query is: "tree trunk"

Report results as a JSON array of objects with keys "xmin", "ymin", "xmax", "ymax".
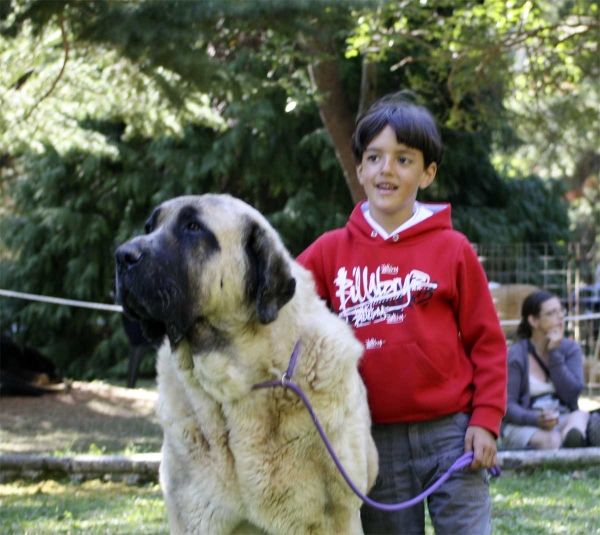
[
  {"xmin": 308, "ymin": 53, "xmax": 366, "ymax": 204},
  {"xmin": 358, "ymin": 58, "xmax": 377, "ymax": 117}
]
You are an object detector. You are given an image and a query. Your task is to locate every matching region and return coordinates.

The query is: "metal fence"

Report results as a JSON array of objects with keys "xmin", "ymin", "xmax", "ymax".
[
  {"xmin": 474, "ymin": 242, "xmax": 599, "ymax": 361},
  {"xmin": 473, "ymin": 242, "xmax": 590, "ymax": 300}
]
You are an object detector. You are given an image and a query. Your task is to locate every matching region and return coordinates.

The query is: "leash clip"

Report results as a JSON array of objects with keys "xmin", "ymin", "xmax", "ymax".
[{"xmin": 280, "ymin": 372, "xmax": 288, "ymax": 388}]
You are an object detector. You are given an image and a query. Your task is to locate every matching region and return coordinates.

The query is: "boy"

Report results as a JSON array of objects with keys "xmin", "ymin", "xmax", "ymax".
[{"xmin": 297, "ymin": 92, "xmax": 507, "ymax": 534}]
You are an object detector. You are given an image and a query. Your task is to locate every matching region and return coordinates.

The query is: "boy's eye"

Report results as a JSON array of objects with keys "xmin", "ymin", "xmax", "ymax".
[
  {"xmin": 398, "ymin": 157, "xmax": 410, "ymax": 164},
  {"xmin": 366, "ymin": 154, "xmax": 379, "ymax": 162}
]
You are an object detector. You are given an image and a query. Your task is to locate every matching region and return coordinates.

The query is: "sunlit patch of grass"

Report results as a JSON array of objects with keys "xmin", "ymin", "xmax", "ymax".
[
  {"xmin": 0, "ymin": 479, "xmax": 168, "ymax": 535},
  {"xmin": 491, "ymin": 468, "xmax": 600, "ymax": 534}
]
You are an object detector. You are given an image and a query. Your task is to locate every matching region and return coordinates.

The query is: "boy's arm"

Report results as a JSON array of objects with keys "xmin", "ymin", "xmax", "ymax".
[{"xmin": 455, "ymin": 240, "xmax": 508, "ymax": 439}]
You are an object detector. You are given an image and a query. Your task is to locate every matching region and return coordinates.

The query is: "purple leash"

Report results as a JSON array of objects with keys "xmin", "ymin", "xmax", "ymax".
[{"xmin": 252, "ymin": 340, "xmax": 501, "ymax": 511}]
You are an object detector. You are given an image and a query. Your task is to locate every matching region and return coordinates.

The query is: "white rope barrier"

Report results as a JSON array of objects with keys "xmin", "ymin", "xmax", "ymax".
[
  {"xmin": 0, "ymin": 289, "xmax": 123, "ymax": 312},
  {"xmin": 499, "ymin": 312, "xmax": 600, "ymax": 326},
  {"xmin": 1, "ymin": 288, "xmax": 598, "ymax": 324}
]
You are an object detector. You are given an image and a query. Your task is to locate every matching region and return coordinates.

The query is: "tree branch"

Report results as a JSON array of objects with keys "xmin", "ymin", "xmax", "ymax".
[
  {"xmin": 24, "ymin": 14, "xmax": 70, "ymax": 121},
  {"xmin": 357, "ymin": 57, "xmax": 377, "ymax": 117}
]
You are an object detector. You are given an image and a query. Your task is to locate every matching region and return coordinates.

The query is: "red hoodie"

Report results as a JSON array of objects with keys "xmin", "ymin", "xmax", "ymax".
[{"xmin": 297, "ymin": 202, "xmax": 507, "ymax": 437}]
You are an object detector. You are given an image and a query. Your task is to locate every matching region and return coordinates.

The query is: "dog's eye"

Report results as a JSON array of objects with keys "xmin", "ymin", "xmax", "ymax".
[
  {"xmin": 186, "ymin": 222, "xmax": 201, "ymax": 232},
  {"xmin": 145, "ymin": 223, "xmax": 153, "ymax": 234}
]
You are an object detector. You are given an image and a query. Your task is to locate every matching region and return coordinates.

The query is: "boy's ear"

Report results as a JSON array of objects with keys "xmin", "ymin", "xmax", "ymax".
[
  {"xmin": 419, "ymin": 162, "xmax": 437, "ymax": 189},
  {"xmin": 356, "ymin": 164, "xmax": 364, "ymax": 185}
]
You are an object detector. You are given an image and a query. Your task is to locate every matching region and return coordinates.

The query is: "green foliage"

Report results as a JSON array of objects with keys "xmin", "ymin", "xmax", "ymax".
[
  {"xmin": 0, "ymin": 91, "xmax": 350, "ymax": 376},
  {"xmin": 450, "ymin": 175, "xmax": 571, "ymax": 244},
  {"xmin": 1, "ymin": 0, "xmax": 590, "ymax": 379}
]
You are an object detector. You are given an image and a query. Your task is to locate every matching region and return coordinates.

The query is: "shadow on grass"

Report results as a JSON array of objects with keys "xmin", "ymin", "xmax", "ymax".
[{"xmin": 0, "ymin": 381, "xmax": 162, "ymax": 455}]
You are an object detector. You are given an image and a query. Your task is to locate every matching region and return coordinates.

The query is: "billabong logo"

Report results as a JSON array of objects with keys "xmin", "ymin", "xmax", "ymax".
[
  {"xmin": 334, "ymin": 266, "xmax": 438, "ymax": 328},
  {"xmin": 365, "ymin": 338, "xmax": 385, "ymax": 349}
]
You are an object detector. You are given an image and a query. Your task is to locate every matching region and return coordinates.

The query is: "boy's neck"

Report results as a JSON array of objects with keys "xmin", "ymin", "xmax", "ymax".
[{"xmin": 368, "ymin": 204, "xmax": 416, "ymax": 235}]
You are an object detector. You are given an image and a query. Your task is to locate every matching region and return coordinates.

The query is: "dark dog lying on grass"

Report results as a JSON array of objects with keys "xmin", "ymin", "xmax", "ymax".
[{"xmin": 0, "ymin": 335, "xmax": 68, "ymax": 396}]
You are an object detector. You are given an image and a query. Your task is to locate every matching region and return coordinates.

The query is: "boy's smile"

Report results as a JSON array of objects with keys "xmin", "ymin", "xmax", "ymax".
[{"xmin": 357, "ymin": 125, "xmax": 437, "ymax": 234}]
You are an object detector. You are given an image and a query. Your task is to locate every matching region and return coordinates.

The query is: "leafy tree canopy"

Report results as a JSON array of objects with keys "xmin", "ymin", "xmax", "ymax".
[{"xmin": 1, "ymin": 0, "xmax": 596, "ymax": 378}]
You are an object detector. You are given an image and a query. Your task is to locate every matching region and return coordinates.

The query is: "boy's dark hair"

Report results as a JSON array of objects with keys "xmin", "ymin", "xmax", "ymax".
[
  {"xmin": 352, "ymin": 90, "xmax": 444, "ymax": 167},
  {"xmin": 516, "ymin": 290, "xmax": 556, "ymax": 339}
]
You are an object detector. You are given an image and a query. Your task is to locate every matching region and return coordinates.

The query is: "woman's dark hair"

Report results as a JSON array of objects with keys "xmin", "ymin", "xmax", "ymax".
[
  {"xmin": 516, "ymin": 290, "xmax": 556, "ymax": 339},
  {"xmin": 351, "ymin": 90, "xmax": 444, "ymax": 167}
]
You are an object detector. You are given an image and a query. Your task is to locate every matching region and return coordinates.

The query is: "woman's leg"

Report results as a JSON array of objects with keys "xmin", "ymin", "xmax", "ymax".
[
  {"xmin": 527, "ymin": 429, "xmax": 562, "ymax": 449},
  {"xmin": 560, "ymin": 410, "xmax": 590, "ymax": 442},
  {"xmin": 501, "ymin": 422, "xmax": 560, "ymax": 450}
]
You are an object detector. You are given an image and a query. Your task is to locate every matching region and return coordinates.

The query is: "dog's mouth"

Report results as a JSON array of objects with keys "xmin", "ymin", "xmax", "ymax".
[
  {"xmin": 118, "ymin": 289, "xmax": 168, "ymax": 342},
  {"xmin": 118, "ymin": 284, "xmax": 194, "ymax": 347}
]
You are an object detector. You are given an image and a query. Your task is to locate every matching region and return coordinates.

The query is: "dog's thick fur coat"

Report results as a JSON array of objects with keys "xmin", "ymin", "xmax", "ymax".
[{"xmin": 115, "ymin": 195, "xmax": 377, "ymax": 534}]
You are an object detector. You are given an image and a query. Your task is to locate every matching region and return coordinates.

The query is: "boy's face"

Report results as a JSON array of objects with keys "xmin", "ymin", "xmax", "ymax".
[{"xmin": 357, "ymin": 125, "xmax": 437, "ymax": 233}]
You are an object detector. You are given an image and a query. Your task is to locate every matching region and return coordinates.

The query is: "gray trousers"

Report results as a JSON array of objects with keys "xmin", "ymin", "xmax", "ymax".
[{"xmin": 360, "ymin": 413, "xmax": 492, "ymax": 535}]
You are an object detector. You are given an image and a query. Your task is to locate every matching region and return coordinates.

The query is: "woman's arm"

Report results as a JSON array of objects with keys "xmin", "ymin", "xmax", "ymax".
[
  {"xmin": 548, "ymin": 339, "xmax": 584, "ymax": 410},
  {"xmin": 504, "ymin": 341, "xmax": 539, "ymax": 426}
]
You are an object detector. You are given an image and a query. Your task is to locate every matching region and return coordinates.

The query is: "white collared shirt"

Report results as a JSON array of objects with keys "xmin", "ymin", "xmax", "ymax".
[{"xmin": 361, "ymin": 202, "xmax": 434, "ymax": 240}]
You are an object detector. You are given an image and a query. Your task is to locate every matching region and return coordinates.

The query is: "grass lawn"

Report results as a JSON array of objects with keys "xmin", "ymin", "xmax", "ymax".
[
  {"xmin": 488, "ymin": 467, "xmax": 600, "ymax": 534},
  {"xmin": 1, "ymin": 468, "xmax": 598, "ymax": 534},
  {"xmin": 0, "ymin": 479, "xmax": 168, "ymax": 535},
  {"xmin": 2, "ymin": 382, "xmax": 598, "ymax": 533}
]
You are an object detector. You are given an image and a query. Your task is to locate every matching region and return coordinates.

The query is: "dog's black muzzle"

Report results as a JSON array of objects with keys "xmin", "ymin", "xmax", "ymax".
[{"xmin": 115, "ymin": 236, "xmax": 190, "ymax": 345}]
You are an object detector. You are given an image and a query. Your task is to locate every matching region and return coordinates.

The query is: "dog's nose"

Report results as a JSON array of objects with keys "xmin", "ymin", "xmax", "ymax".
[{"xmin": 115, "ymin": 243, "xmax": 143, "ymax": 269}]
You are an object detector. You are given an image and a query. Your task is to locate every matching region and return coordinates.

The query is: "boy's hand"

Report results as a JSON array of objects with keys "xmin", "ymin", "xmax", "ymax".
[{"xmin": 464, "ymin": 426, "xmax": 497, "ymax": 470}]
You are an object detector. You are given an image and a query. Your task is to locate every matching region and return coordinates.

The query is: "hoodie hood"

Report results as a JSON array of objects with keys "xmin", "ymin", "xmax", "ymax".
[{"xmin": 347, "ymin": 201, "xmax": 453, "ymax": 244}]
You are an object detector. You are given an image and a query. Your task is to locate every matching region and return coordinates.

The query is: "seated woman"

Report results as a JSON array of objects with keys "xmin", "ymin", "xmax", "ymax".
[{"xmin": 501, "ymin": 290, "xmax": 595, "ymax": 449}]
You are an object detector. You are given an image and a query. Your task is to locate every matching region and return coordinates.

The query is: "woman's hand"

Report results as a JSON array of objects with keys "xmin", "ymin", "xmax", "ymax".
[
  {"xmin": 536, "ymin": 410, "xmax": 559, "ymax": 430},
  {"xmin": 545, "ymin": 327, "xmax": 563, "ymax": 351}
]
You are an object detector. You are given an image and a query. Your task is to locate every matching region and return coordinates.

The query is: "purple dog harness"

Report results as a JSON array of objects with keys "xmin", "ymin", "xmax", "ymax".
[{"xmin": 252, "ymin": 340, "xmax": 501, "ymax": 511}]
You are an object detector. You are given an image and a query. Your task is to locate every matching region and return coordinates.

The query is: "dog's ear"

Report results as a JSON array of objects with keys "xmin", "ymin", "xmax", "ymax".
[{"xmin": 245, "ymin": 220, "xmax": 296, "ymax": 324}]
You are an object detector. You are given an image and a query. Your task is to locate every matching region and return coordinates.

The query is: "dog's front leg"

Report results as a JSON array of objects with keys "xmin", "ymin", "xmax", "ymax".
[{"xmin": 173, "ymin": 339, "xmax": 194, "ymax": 373}]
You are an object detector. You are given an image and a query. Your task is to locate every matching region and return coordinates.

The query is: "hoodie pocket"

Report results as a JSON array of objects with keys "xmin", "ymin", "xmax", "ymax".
[{"xmin": 359, "ymin": 341, "xmax": 460, "ymax": 422}]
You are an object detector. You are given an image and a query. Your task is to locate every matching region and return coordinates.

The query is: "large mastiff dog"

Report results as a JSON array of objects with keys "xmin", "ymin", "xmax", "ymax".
[{"xmin": 115, "ymin": 194, "xmax": 377, "ymax": 534}]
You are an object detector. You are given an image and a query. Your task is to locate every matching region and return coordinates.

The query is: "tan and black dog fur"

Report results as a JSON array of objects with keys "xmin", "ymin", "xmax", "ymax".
[{"xmin": 115, "ymin": 194, "xmax": 377, "ymax": 534}]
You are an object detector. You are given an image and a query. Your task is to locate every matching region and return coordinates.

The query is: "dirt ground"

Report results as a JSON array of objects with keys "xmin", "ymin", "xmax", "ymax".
[
  {"xmin": 1, "ymin": 381, "xmax": 599, "ymax": 456},
  {"xmin": 0, "ymin": 380, "xmax": 162, "ymax": 455}
]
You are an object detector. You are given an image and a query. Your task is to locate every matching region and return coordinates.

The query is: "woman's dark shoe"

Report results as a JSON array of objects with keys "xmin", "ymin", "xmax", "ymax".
[
  {"xmin": 562, "ymin": 428, "xmax": 586, "ymax": 448},
  {"xmin": 587, "ymin": 411, "xmax": 600, "ymax": 447}
]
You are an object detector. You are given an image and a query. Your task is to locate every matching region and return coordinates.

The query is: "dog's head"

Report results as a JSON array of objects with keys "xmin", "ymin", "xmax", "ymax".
[{"xmin": 115, "ymin": 195, "xmax": 296, "ymax": 346}]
